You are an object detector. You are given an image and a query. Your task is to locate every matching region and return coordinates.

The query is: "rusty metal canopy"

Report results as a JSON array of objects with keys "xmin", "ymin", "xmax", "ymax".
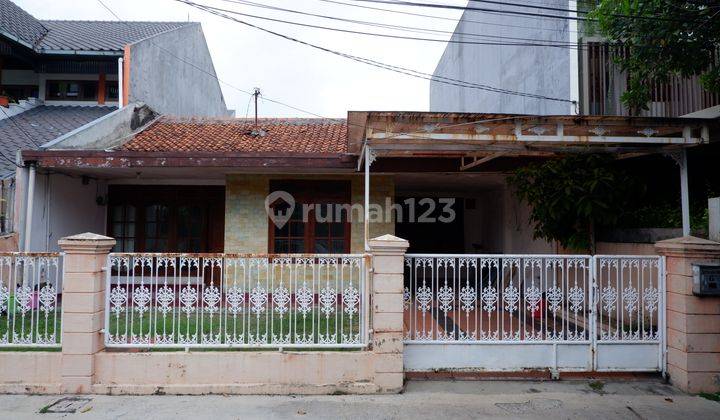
[{"xmin": 352, "ymin": 112, "xmax": 713, "ymax": 161}]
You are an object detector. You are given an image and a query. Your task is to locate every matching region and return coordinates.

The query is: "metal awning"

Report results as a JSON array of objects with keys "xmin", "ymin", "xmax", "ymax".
[
  {"xmin": 351, "ymin": 111, "xmax": 716, "ymax": 250},
  {"xmin": 357, "ymin": 113, "xmax": 710, "ymax": 162}
]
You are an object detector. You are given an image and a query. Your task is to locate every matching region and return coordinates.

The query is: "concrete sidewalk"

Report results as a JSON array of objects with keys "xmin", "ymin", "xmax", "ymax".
[{"xmin": 1, "ymin": 380, "xmax": 719, "ymax": 419}]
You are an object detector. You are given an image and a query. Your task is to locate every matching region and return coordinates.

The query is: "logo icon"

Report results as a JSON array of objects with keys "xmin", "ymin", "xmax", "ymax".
[{"xmin": 264, "ymin": 190, "xmax": 295, "ymax": 229}]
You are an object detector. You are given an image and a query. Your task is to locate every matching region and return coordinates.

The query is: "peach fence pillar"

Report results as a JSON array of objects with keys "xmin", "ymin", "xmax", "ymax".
[
  {"xmin": 58, "ymin": 233, "xmax": 116, "ymax": 394},
  {"xmin": 656, "ymin": 236, "xmax": 720, "ymax": 394},
  {"xmin": 368, "ymin": 234, "xmax": 409, "ymax": 393}
]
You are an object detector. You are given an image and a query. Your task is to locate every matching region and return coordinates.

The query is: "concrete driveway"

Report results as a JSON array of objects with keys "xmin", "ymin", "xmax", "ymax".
[{"xmin": 1, "ymin": 379, "xmax": 719, "ymax": 419}]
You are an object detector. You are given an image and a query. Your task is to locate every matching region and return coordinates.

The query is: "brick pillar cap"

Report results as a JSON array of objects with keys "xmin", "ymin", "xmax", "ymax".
[
  {"xmin": 655, "ymin": 235, "xmax": 720, "ymax": 256},
  {"xmin": 58, "ymin": 232, "xmax": 116, "ymax": 253},
  {"xmin": 368, "ymin": 234, "xmax": 409, "ymax": 251}
]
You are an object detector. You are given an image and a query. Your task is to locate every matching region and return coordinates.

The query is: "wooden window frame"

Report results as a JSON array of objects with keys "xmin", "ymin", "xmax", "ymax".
[
  {"xmin": 268, "ymin": 180, "xmax": 352, "ymax": 254},
  {"xmin": 108, "ymin": 203, "xmax": 137, "ymax": 252},
  {"xmin": 107, "ymin": 185, "xmax": 224, "ymax": 253}
]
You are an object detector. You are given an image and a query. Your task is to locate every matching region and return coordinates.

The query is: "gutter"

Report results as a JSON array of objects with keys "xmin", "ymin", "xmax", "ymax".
[
  {"xmin": 38, "ymin": 49, "xmax": 123, "ymax": 56},
  {"xmin": 1, "ymin": 30, "xmax": 122, "ymax": 56},
  {"xmin": 0, "ymin": 30, "xmax": 37, "ymax": 50}
]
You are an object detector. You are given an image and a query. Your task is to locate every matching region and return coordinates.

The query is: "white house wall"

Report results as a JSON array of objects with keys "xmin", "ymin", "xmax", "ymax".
[
  {"xmin": 128, "ymin": 23, "xmax": 231, "ymax": 117},
  {"xmin": 501, "ymin": 183, "xmax": 555, "ymax": 254},
  {"xmin": 429, "ymin": 1, "xmax": 574, "ymax": 114},
  {"xmin": 28, "ymin": 173, "xmax": 107, "ymax": 252}
]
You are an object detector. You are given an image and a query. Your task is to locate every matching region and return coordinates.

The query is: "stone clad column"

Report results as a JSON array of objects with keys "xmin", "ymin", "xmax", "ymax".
[
  {"xmin": 368, "ymin": 234, "xmax": 409, "ymax": 393},
  {"xmin": 58, "ymin": 233, "xmax": 116, "ymax": 394},
  {"xmin": 656, "ymin": 236, "xmax": 720, "ymax": 393}
]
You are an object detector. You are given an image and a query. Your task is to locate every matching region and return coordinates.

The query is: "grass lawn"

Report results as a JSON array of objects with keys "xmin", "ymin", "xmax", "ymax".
[
  {"xmin": 0, "ymin": 310, "xmax": 61, "ymax": 348},
  {"xmin": 2, "ymin": 306, "xmax": 362, "ymax": 349},
  {"xmin": 107, "ymin": 308, "xmax": 362, "ymax": 346}
]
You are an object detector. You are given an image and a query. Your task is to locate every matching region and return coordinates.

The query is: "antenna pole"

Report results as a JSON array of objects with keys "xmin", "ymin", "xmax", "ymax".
[{"xmin": 253, "ymin": 87, "xmax": 261, "ymax": 126}]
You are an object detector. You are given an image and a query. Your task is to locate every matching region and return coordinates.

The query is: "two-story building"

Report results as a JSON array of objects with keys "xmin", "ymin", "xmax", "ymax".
[{"xmin": 0, "ymin": 0, "xmax": 231, "ymax": 251}]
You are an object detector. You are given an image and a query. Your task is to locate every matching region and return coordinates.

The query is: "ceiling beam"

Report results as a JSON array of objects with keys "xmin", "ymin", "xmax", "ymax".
[{"xmin": 460, "ymin": 153, "xmax": 506, "ymax": 171}]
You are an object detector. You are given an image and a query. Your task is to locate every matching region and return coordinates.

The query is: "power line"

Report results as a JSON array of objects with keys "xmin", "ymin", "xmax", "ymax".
[
  {"xmin": 348, "ymin": 0, "xmax": 707, "ymax": 23},
  {"xmin": 186, "ymin": 0, "xmax": 577, "ymax": 101},
  {"xmin": 98, "ymin": 0, "xmax": 576, "ymax": 149},
  {"xmin": 197, "ymin": 1, "xmax": 585, "ymax": 49},
  {"xmin": 177, "ymin": 0, "xmax": 575, "ymax": 103},
  {"xmin": 218, "ymin": 0, "xmax": 585, "ymax": 48},
  {"xmin": 467, "ymin": 0, "xmax": 592, "ymax": 15},
  {"xmin": 95, "ymin": 0, "xmax": 348, "ymax": 123},
  {"xmin": 315, "ymin": 0, "xmax": 582, "ymax": 35},
  {"xmin": 347, "ymin": 0, "xmax": 589, "ymax": 22}
]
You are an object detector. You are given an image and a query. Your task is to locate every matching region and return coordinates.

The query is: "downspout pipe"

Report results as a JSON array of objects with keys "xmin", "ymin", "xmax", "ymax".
[
  {"xmin": 118, "ymin": 57, "xmax": 124, "ymax": 109},
  {"xmin": 23, "ymin": 164, "xmax": 36, "ymax": 251}
]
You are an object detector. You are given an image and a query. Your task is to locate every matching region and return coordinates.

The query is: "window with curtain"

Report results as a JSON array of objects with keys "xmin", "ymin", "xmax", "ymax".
[{"xmin": 109, "ymin": 204, "xmax": 136, "ymax": 252}]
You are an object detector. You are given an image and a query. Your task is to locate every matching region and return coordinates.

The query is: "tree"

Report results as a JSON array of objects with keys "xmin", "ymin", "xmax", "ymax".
[
  {"xmin": 589, "ymin": 1, "xmax": 720, "ymax": 113},
  {"xmin": 507, "ymin": 154, "xmax": 638, "ymax": 252}
]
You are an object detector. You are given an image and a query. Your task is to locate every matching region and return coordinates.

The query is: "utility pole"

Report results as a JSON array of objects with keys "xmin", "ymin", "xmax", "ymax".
[{"xmin": 252, "ymin": 87, "xmax": 261, "ymax": 127}]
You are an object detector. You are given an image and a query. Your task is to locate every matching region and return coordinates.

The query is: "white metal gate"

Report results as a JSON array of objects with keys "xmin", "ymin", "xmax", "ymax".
[{"xmin": 402, "ymin": 255, "xmax": 665, "ymax": 373}]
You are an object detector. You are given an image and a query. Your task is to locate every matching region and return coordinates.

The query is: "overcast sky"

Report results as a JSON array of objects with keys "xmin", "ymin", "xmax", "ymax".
[{"xmin": 14, "ymin": 0, "xmax": 466, "ymax": 117}]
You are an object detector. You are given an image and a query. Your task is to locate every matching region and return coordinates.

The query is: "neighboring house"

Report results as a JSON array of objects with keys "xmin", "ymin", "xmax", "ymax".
[
  {"xmin": 430, "ymin": 2, "xmax": 720, "ymax": 117},
  {"xmin": 0, "ymin": 0, "xmax": 230, "ymax": 115},
  {"xmin": 0, "ymin": 105, "xmax": 115, "ymax": 250},
  {"xmin": 0, "ymin": 0, "xmax": 231, "ymax": 250}
]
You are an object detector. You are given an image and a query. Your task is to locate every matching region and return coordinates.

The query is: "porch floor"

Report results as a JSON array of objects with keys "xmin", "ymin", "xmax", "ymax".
[{"xmin": 403, "ymin": 304, "xmax": 587, "ymax": 341}]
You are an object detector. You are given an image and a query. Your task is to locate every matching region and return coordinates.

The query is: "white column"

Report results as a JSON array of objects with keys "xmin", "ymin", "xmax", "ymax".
[
  {"xmin": 710, "ymin": 197, "xmax": 720, "ymax": 242},
  {"xmin": 117, "ymin": 58, "xmax": 124, "ymax": 109},
  {"xmin": 568, "ymin": 0, "xmax": 580, "ymax": 115},
  {"xmin": 679, "ymin": 149, "xmax": 690, "ymax": 236},
  {"xmin": 364, "ymin": 147, "xmax": 371, "ymax": 251},
  {"xmin": 23, "ymin": 164, "xmax": 36, "ymax": 251}
]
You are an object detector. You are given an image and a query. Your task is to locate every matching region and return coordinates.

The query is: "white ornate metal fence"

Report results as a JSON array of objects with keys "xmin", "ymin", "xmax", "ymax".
[
  {"xmin": 105, "ymin": 254, "xmax": 368, "ymax": 348},
  {"xmin": 403, "ymin": 254, "xmax": 665, "ymax": 372},
  {"xmin": 0, "ymin": 253, "xmax": 62, "ymax": 347}
]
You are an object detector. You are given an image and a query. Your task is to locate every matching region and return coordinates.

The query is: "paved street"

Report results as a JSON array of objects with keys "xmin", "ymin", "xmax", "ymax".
[{"xmin": 1, "ymin": 379, "xmax": 719, "ymax": 419}]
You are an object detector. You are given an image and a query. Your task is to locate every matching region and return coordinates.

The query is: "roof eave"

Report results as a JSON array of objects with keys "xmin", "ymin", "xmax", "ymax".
[
  {"xmin": 0, "ymin": 30, "xmax": 37, "ymax": 50},
  {"xmin": 21, "ymin": 150, "xmax": 358, "ymax": 170},
  {"xmin": 37, "ymin": 49, "xmax": 123, "ymax": 56}
]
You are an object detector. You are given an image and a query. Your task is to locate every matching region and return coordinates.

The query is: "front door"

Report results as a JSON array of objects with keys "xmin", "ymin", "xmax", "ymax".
[{"xmin": 395, "ymin": 196, "xmax": 465, "ymax": 253}]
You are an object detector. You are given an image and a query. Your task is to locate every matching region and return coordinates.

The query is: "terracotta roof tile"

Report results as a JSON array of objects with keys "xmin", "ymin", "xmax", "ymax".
[{"xmin": 121, "ymin": 117, "xmax": 348, "ymax": 154}]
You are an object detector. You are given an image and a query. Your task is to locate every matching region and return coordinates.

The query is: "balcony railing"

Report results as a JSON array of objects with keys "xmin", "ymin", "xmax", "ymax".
[
  {"xmin": 104, "ymin": 253, "xmax": 368, "ymax": 348},
  {"xmin": 584, "ymin": 42, "xmax": 720, "ymax": 117}
]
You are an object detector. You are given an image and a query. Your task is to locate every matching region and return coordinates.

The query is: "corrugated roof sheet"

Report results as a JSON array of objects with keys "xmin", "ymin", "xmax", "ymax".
[
  {"xmin": 37, "ymin": 20, "xmax": 192, "ymax": 52},
  {"xmin": 0, "ymin": 105, "xmax": 116, "ymax": 175},
  {"xmin": 122, "ymin": 117, "xmax": 348, "ymax": 154},
  {"xmin": 0, "ymin": 0, "xmax": 47, "ymax": 47}
]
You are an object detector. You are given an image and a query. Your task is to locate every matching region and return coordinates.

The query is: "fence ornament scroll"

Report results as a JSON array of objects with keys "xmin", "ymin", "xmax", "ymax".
[{"xmin": 0, "ymin": 253, "xmax": 62, "ymax": 347}]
